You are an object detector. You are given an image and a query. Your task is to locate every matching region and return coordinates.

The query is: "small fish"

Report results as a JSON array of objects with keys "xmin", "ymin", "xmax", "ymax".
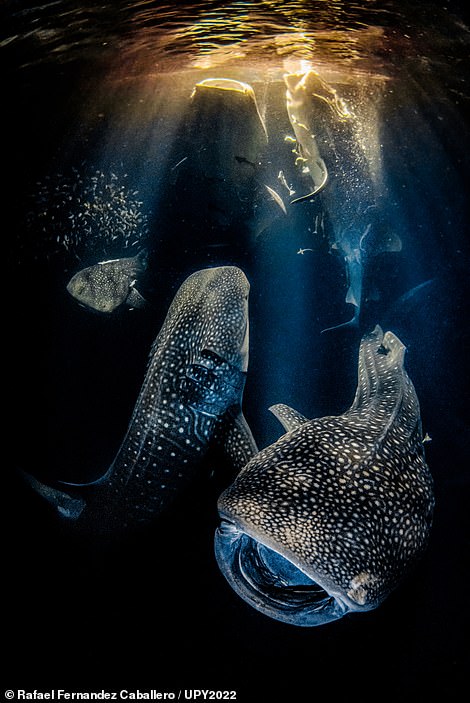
[
  {"xmin": 215, "ymin": 326, "xmax": 434, "ymax": 626},
  {"xmin": 25, "ymin": 266, "xmax": 257, "ymax": 534},
  {"xmin": 277, "ymin": 170, "xmax": 296, "ymax": 197},
  {"xmin": 171, "ymin": 156, "xmax": 188, "ymax": 171},
  {"xmin": 297, "ymin": 248, "xmax": 314, "ymax": 255},
  {"xmin": 264, "ymin": 185, "xmax": 287, "ymax": 215},
  {"xmin": 235, "ymin": 155, "xmax": 259, "ymax": 169},
  {"xmin": 66, "ymin": 250, "xmax": 148, "ymax": 313}
]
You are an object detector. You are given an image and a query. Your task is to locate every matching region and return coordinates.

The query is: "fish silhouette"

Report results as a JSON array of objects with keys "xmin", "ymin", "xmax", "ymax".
[
  {"xmin": 27, "ymin": 266, "xmax": 257, "ymax": 534},
  {"xmin": 66, "ymin": 250, "xmax": 148, "ymax": 313},
  {"xmin": 215, "ymin": 326, "xmax": 434, "ymax": 626}
]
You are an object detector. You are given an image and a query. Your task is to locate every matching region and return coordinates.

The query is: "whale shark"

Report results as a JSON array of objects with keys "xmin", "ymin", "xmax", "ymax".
[
  {"xmin": 27, "ymin": 266, "xmax": 257, "ymax": 534},
  {"xmin": 66, "ymin": 250, "xmax": 148, "ymax": 313},
  {"xmin": 215, "ymin": 326, "xmax": 434, "ymax": 626},
  {"xmin": 170, "ymin": 77, "xmax": 288, "ymax": 245},
  {"xmin": 284, "ymin": 70, "xmax": 401, "ymax": 329},
  {"xmin": 284, "ymin": 72, "xmax": 330, "ymax": 204},
  {"xmin": 182, "ymin": 77, "xmax": 269, "ymax": 239}
]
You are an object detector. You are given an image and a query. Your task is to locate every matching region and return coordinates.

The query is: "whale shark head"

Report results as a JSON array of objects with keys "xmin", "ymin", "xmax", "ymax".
[
  {"xmin": 157, "ymin": 266, "xmax": 250, "ymax": 417},
  {"xmin": 186, "ymin": 265, "xmax": 250, "ymax": 373},
  {"xmin": 215, "ymin": 327, "xmax": 434, "ymax": 626}
]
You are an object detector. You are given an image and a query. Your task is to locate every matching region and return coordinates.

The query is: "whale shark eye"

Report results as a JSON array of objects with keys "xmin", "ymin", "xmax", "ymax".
[{"xmin": 377, "ymin": 344, "xmax": 390, "ymax": 355}]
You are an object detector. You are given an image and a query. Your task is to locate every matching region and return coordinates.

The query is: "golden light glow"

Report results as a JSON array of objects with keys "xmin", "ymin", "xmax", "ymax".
[{"xmin": 33, "ymin": 2, "xmax": 392, "ymax": 224}]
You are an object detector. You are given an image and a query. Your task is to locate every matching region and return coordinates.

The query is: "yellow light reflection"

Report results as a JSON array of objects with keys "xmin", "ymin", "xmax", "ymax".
[
  {"xmin": 68, "ymin": 1, "xmax": 392, "ymax": 246},
  {"xmin": 109, "ymin": 0, "xmax": 390, "ymax": 84}
]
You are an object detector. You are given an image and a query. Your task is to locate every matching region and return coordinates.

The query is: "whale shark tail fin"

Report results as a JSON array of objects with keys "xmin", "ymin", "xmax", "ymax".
[
  {"xmin": 20, "ymin": 470, "xmax": 86, "ymax": 521},
  {"xmin": 321, "ymin": 306, "xmax": 360, "ymax": 334}
]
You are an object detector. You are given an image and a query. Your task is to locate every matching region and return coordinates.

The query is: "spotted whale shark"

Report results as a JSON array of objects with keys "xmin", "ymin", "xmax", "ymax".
[
  {"xmin": 27, "ymin": 266, "xmax": 257, "ymax": 534},
  {"xmin": 66, "ymin": 250, "xmax": 148, "ymax": 313},
  {"xmin": 215, "ymin": 326, "xmax": 434, "ymax": 626}
]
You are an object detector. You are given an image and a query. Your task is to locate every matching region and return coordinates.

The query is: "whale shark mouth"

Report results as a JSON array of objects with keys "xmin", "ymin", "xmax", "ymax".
[{"xmin": 214, "ymin": 519, "xmax": 347, "ymax": 626}]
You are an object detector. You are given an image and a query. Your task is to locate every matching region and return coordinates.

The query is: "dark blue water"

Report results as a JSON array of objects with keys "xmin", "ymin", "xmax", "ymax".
[{"xmin": 3, "ymin": 1, "xmax": 469, "ymax": 699}]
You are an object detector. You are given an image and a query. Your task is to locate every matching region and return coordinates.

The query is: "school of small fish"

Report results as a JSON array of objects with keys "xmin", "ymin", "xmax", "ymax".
[{"xmin": 23, "ymin": 166, "xmax": 150, "ymax": 263}]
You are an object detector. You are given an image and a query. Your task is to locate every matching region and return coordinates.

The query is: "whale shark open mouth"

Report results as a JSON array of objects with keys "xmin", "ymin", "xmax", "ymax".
[{"xmin": 215, "ymin": 519, "xmax": 347, "ymax": 626}]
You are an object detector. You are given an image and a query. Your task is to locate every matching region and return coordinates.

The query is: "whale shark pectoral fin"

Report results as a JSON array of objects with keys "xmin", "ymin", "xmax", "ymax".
[
  {"xmin": 320, "ymin": 308, "xmax": 360, "ymax": 334},
  {"xmin": 20, "ymin": 471, "xmax": 86, "ymax": 520},
  {"xmin": 290, "ymin": 161, "xmax": 328, "ymax": 205},
  {"xmin": 216, "ymin": 411, "xmax": 259, "ymax": 473},
  {"xmin": 269, "ymin": 404, "xmax": 309, "ymax": 433},
  {"xmin": 126, "ymin": 285, "xmax": 147, "ymax": 309},
  {"xmin": 290, "ymin": 157, "xmax": 328, "ymax": 205}
]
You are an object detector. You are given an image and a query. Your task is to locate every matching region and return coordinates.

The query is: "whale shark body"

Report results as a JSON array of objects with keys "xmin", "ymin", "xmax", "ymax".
[
  {"xmin": 67, "ymin": 250, "xmax": 148, "ymax": 313},
  {"xmin": 215, "ymin": 326, "xmax": 434, "ymax": 626},
  {"xmin": 28, "ymin": 266, "xmax": 257, "ymax": 534},
  {"xmin": 284, "ymin": 71, "xmax": 401, "ymax": 329}
]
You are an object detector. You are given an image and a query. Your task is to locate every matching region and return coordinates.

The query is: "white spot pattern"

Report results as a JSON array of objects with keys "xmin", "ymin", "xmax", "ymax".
[
  {"xmin": 78, "ymin": 266, "xmax": 251, "ymax": 531},
  {"xmin": 218, "ymin": 326, "xmax": 434, "ymax": 608}
]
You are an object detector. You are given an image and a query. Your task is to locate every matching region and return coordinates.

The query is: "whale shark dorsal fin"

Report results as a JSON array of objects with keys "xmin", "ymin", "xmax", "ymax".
[
  {"xmin": 269, "ymin": 404, "xmax": 309, "ymax": 433},
  {"xmin": 21, "ymin": 471, "xmax": 86, "ymax": 520}
]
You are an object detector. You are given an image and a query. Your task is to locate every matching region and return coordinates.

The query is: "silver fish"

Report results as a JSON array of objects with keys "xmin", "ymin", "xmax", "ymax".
[
  {"xmin": 66, "ymin": 250, "xmax": 148, "ymax": 313},
  {"xmin": 264, "ymin": 185, "xmax": 287, "ymax": 215},
  {"xmin": 215, "ymin": 326, "xmax": 434, "ymax": 626},
  {"xmin": 27, "ymin": 266, "xmax": 257, "ymax": 534}
]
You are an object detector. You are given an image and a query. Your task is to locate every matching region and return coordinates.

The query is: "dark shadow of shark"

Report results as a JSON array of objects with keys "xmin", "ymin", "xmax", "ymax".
[{"xmin": 284, "ymin": 70, "xmax": 402, "ymax": 331}]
